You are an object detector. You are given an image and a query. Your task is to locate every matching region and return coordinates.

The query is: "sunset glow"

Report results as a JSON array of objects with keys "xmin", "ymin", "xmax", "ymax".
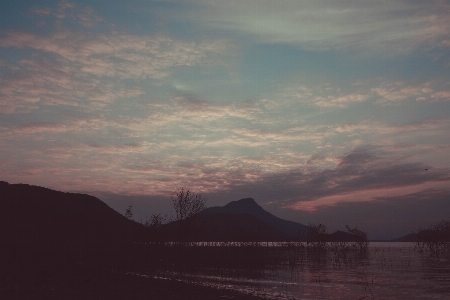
[{"xmin": 1, "ymin": 0, "xmax": 449, "ymax": 239}]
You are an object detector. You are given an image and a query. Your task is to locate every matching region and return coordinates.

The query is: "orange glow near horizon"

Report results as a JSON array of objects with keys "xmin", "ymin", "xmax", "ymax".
[{"xmin": 288, "ymin": 181, "xmax": 449, "ymax": 212}]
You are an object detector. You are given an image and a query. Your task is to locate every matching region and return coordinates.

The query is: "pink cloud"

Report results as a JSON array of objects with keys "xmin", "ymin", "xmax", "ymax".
[
  {"xmin": 371, "ymin": 80, "xmax": 450, "ymax": 104},
  {"xmin": 77, "ymin": 6, "xmax": 103, "ymax": 27},
  {"xmin": 431, "ymin": 90, "xmax": 450, "ymax": 101},
  {"xmin": 0, "ymin": 56, "xmax": 144, "ymax": 113},
  {"xmin": 314, "ymin": 93, "xmax": 368, "ymax": 108},
  {"xmin": 30, "ymin": 7, "xmax": 52, "ymax": 15},
  {"xmin": 0, "ymin": 30, "xmax": 234, "ymax": 80},
  {"xmin": 284, "ymin": 83, "xmax": 369, "ymax": 108},
  {"xmin": 56, "ymin": 0, "xmax": 75, "ymax": 19},
  {"xmin": 289, "ymin": 181, "xmax": 450, "ymax": 212}
]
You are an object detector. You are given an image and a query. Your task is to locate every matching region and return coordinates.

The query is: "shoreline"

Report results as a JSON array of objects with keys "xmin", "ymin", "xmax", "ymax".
[{"xmin": 0, "ymin": 260, "xmax": 267, "ymax": 300}]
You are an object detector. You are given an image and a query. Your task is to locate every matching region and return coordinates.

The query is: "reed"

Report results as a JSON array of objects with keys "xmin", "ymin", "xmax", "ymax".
[
  {"xmin": 415, "ymin": 219, "xmax": 450, "ymax": 256},
  {"xmin": 105, "ymin": 240, "xmax": 370, "ymax": 278}
]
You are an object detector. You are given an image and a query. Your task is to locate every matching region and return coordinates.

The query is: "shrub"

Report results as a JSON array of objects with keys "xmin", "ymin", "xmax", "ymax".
[
  {"xmin": 345, "ymin": 225, "xmax": 369, "ymax": 252},
  {"xmin": 307, "ymin": 223, "xmax": 327, "ymax": 251},
  {"xmin": 415, "ymin": 219, "xmax": 450, "ymax": 256}
]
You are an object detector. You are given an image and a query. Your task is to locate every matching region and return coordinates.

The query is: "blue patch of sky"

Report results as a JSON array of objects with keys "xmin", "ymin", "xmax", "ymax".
[
  {"xmin": 171, "ymin": 65, "xmax": 259, "ymax": 103},
  {"xmin": 389, "ymin": 101, "xmax": 450, "ymax": 125},
  {"xmin": 106, "ymin": 99, "xmax": 148, "ymax": 120},
  {"xmin": 242, "ymin": 44, "xmax": 375, "ymax": 88},
  {"xmin": 84, "ymin": 0, "xmax": 194, "ymax": 36},
  {"xmin": 329, "ymin": 100, "xmax": 447, "ymax": 128},
  {"xmin": 0, "ymin": 0, "xmax": 47, "ymax": 29},
  {"xmin": 0, "ymin": 48, "xmax": 39, "ymax": 71},
  {"xmin": 370, "ymin": 55, "xmax": 448, "ymax": 83},
  {"xmin": 241, "ymin": 43, "xmax": 448, "ymax": 88},
  {"xmin": 242, "ymin": 44, "xmax": 311, "ymax": 84},
  {"xmin": 0, "ymin": 112, "xmax": 29, "ymax": 128}
]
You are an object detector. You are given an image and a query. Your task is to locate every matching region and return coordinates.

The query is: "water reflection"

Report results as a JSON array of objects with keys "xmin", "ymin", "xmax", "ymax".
[{"xmin": 133, "ymin": 242, "xmax": 449, "ymax": 299}]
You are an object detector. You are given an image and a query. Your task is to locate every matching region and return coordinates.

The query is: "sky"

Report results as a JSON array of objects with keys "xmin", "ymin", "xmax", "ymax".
[{"xmin": 1, "ymin": 0, "xmax": 449, "ymax": 239}]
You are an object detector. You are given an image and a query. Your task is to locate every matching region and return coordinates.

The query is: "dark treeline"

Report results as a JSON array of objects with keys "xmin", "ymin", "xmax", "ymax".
[
  {"xmin": 142, "ymin": 188, "xmax": 369, "ymax": 247},
  {"xmin": 134, "ymin": 187, "xmax": 371, "ymax": 278},
  {"xmin": 306, "ymin": 223, "xmax": 369, "ymax": 252},
  {"xmin": 415, "ymin": 219, "xmax": 450, "ymax": 256}
]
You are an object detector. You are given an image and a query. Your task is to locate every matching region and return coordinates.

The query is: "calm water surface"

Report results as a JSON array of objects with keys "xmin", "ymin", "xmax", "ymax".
[{"xmin": 139, "ymin": 242, "xmax": 450, "ymax": 300}]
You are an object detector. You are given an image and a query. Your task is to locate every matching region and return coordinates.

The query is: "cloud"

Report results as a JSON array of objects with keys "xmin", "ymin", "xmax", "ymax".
[
  {"xmin": 30, "ymin": 7, "xmax": 52, "ymax": 16},
  {"xmin": 3, "ymin": 91, "xmax": 447, "ymax": 196},
  {"xmin": 0, "ymin": 30, "xmax": 234, "ymax": 80},
  {"xmin": 3, "ymin": 72, "xmax": 449, "ymax": 199},
  {"xmin": 0, "ymin": 15, "xmax": 235, "ymax": 114},
  {"xmin": 0, "ymin": 57, "xmax": 144, "ymax": 113},
  {"xmin": 281, "ymin": 79, "xmax": 372, "ymax": 108},
  {"xmin": 281, "ymin": 187, "xmax": 450, "ymax": 240},
  {"xmin": 173, "ymin": 94, "xmax": 210, "ymax": 111},
  {"xmin": 281, "ymin": 77, "xmax": 450, "ymax": 110},
  {"xmin": 2, "ymin": 101, "xmax": 448, "ymax": 205},
  {"xmin": 86, "ymin": 142, "xmax": 147, "ymax": 154},
  {"xmin": 292, "ymin": 146, "xmax": 449, "ymax": 202},
  {"xmin": 431, "ymin": 90, "xmax": 450, "ymax": 101},
  {"xmin": 198, "ymin": 145, "xmax": 450, "ymax": 210},
  {"xmin": 371, "ymin": 80, "xmax": 450, "ymax": 104},
  {"xmin": 30, "ymin": 0, "xmax": 103, "ymax": 27},
  {"xmin": 314, "ymin": 93, "xmax": 368, "ymax": 108},
  {"xmin": 183, "ymin": 0, "xmax": 450, "ymax": 55},
  {"xmin": 77, "ymin": 6, "xmax": 103, "ymax": 27},
  {"xmin": 56, "ymin": 0, "xmax": 75, "ymax": 19},
  {"xmin": 0, "ymin": 11, "xmax": 448, "ymax": 199}
]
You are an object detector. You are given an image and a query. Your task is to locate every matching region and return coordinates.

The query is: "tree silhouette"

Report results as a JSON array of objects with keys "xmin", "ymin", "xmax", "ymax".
[
  {"xmin": 345, "ymin": 225, "xmax": 369, "ymax": 252},
  {"xmin": 171, "ymin": 187, "xmax": 206, "ymax": 222},
  {"xmin": 125, "ymin": 205, "xmax": 133, "ymax": 220},
  {"xmin": 144, "ymin": 213, "xmax": 167, "ymax": 228},
  {"xmin": 171, "ymin": 187, "xmax": 207, "ymax": 240},
  {"xmin": 307, "ymin": 223, "xmax": 327, "ymax": 251},
  {"xmin": 415, "ymin": 219, "xmax": 450, "ymax": 255},
  {"xmin": 145, "ymin": 213, "xmax": 168, "ymax": 241}
]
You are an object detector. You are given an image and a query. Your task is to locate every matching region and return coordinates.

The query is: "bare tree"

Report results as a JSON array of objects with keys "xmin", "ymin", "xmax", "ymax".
[
  {"xmin": 171, "ymin": 187, "xmax": 207, "ymax": 240},
  {"xmin": 171, "ymin": 187, "xmax": 206, "ymax": 222},
  {"xmin": 345, "ymin": 225, "xmax": 369, "ymax": 252},
  {"xmin": 145, "ymin": 213, "xmax": 168, "ymax": 242},
  {"xmin": 124, "ymin": 205, "xmax": 133, "ymax": 220},
  {"xmin": 144, "ymin": 213, "xmax": 167, "ymax": 228},
  {"xmin": 307, "ymin": 223, "xmax": 327, "ymax": 251}
]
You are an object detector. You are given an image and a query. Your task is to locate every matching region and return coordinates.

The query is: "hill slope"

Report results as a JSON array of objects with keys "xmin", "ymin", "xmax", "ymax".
[
  {"xmin": 200, "ymin": 198, "xmax": 309, "ymax": 240},
  {"xmin": 0, "ymin": 181, "xmax": 146, "ymax": 243}
]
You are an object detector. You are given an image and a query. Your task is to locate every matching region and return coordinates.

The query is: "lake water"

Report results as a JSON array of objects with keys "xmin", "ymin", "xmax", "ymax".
[{"xmin": 133, "ymin": 242, "xmax": 450, "ymax": 299}]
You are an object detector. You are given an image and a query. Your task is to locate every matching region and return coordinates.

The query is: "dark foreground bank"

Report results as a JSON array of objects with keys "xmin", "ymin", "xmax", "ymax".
[{"xmin": 0, "ymin": 259, "xmax": 266, "ymax": 300}]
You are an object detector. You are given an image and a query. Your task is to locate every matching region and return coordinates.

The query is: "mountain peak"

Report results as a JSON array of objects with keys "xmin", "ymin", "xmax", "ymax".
[
  {"xmin": 235, "ymin": 197, "xmax": 257, "ymax": 205},
  {"xmin": 223, "ymin": 197, "xmax": 262, "ymax": 212},
  {"xmin": 239, "ymin": 197, "xmax": 255, "ymax": 201},
  {"xmin": 201, "ymin": 197, "xmax": 309, "ymax": 239}
]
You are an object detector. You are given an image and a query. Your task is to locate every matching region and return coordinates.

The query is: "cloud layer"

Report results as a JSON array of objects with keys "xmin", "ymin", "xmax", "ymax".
[
  {"xmin": 185, "ymin": 0, "xmax": 450, "ymax": 54},
  {"xmin": 1, "ymin": 0, "xmax": 449, "ymax": 239}
]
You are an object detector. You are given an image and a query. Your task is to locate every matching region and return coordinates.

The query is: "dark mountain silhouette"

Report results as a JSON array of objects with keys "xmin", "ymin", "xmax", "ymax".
[
  {"xmin": 199, "ymin": 198, "xmax": 310, "ymax": 240},
  {"xmin": 0, "ymin": 181, "xmax": 146, "ymax": 245},
  {"xmin": 390, "ymin": 231, "xmax": 448, "ymax": 242},
  {"xmin": 1, "ymin": 181, "xmax": 366, "ymax": 243},
  {"xmin": 326, "ymin": 230, "xmax": 359, "ymax": 242},
  {"xmin": 389, "ymin": 233, "xmax": 416, "ymax": 242},
  {"xmin": 161, "ymin": 213, "xmax": 292, "ymax": 242}
]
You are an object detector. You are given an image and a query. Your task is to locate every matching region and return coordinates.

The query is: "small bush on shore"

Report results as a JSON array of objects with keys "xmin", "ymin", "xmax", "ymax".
[{"xmin": 415, "ymin": 219, "xmax": 450, "ymax": 256}]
